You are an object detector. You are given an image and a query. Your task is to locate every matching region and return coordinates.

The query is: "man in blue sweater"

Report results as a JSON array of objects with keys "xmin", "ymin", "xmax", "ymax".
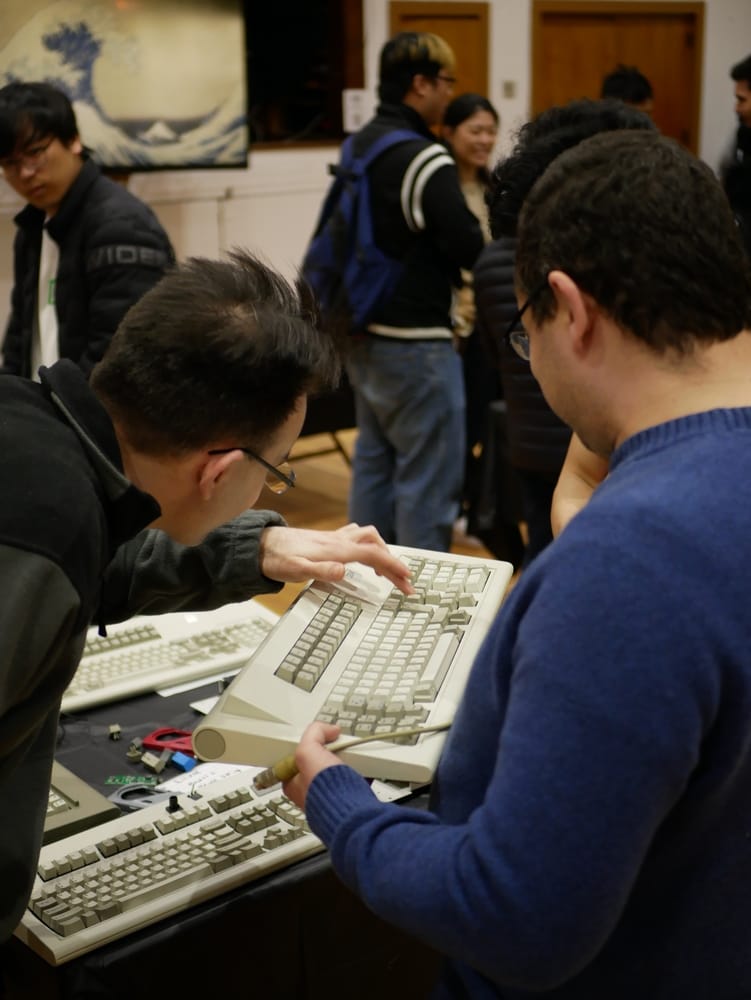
[{"xmin": 285, "ymin": 131, "xmax": 751, "ymax": 998}]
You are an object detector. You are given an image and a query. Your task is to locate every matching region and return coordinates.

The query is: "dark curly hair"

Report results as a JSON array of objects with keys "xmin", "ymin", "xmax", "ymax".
[
  {"xmin": 487, "ymin": 99, "xmax": 655, "ymax": 240},
  {"xmin": 516, "ymin": 131, "xmax": 751, "ymax": 354}
]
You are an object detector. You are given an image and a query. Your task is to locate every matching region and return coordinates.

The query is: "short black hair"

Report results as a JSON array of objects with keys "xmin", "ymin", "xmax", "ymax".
[
  {"xmin": 600, "ymin": 65, "xmax": 653, "ymax": 105},
  {"xmin": 0, "ymin": 81, "xmax": 78, "ymax": 158},
  {"xmin": 516, "ymin": 131, "xmax": 751, "ymax": 354},
  {"xmin": 91, "ymin": 249, "xmax": 340, "ymax": 455},
  {"xmin": 488, "ymin": 99, "xmax": 656, "ymax": 239},
  {"xmin": 378, "ymin": 32, "xmax": 455, "ymax": 105},
  {"xmin": 730, "ymin": 55, "xmax": 751, "ymax": 86},
  {"xmin": 443, "ymin": 93, "xmax": 499, "ymax": 129}
]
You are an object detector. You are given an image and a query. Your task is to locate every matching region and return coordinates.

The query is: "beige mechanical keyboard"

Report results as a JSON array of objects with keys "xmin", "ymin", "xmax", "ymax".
[
  {"xmin": 194, "ymin": 546, "xmax": 513, "ymax": 784},
  {"xmin": 62, "ymin": 601, "xmax": 278, "ymax": 713},
  {"xmin": 16, "ymin": 767, "xmax": 323, "ymax": 965}
]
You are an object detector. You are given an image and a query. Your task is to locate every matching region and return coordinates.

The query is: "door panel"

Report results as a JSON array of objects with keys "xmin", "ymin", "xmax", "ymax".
[
  {"xmin": 389, "ymin": 2, "xmax": 489, "ymax": 98},
  {"xmin": 532, "ymin": 2, "xmax": 704, "ymax": 151}
]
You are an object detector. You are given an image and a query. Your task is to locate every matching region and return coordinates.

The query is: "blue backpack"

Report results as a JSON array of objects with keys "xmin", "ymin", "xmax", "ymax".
[{"xmin": 302, "ymin": 128, "xmax": 421, "ymax": 333}]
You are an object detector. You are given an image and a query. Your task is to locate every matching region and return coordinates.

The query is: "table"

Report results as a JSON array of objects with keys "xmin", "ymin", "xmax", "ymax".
[{"xmin": 1, "ymin": 681, "xmax": 441, "ymax": 999}]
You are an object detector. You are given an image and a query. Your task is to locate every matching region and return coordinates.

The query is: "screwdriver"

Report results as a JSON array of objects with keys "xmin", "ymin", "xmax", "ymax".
[{"xmin": 253, "ymin": 722, "xmax": 451, "ymax": 790}]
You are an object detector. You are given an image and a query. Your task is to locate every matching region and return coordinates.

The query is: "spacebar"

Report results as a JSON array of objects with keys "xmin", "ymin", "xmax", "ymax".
[{"xmin": 118, "ymin": 862, "xmax": 215, "ymax": 911}]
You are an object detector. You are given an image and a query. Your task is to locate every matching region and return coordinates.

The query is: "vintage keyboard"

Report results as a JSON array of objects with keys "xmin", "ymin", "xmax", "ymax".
[
  {"xmin": 194, "ymin": 546, "xmax": 513, "ymax": 784},
  {"xmin": 16, "ymin": 767, "xmax": 323, "ymax": 965},
  {"xmin": 62, "ymin": 601, "xmax": 278, "ymax": 713}
]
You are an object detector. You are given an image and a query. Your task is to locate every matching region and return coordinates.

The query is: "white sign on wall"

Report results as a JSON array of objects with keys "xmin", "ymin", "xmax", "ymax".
[{"xmin": 342, "ymin": 88, "xmax": 376, "ymax": 133}]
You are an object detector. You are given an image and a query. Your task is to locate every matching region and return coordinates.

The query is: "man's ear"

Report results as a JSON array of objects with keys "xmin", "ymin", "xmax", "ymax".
[
  {"xmin": 547, "ymin": 270, "xmax": 595, "ymax": 356},
  {"xmin": 70, "ymin": 135, "xmax": 83, "ymax": 156},
  {"xmin": 197, "ymin": 449, "xmax": 243, "ymax": 501},
  {"xmin": 411, "ymin": 73, "xmax": 431, "ymax": 98}
]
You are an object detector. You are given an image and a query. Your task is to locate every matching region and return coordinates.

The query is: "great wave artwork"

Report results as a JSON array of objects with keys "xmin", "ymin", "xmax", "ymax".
[{"xmin": 0, "ymin": 0, "xmax": 247, "ymax": 171}]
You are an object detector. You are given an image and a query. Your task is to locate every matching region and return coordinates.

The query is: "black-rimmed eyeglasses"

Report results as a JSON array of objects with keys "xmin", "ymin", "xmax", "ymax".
[
  {"xmin": 503, "ymin": 278, "xmax": 550, "ymax": 362},
  {"xmin": 0, "ymin": 135, "xmax": 54, "ymax": 175},
  {"xmin": 208, "ymin": 447, "xmax": 296, "ymax": 495}
]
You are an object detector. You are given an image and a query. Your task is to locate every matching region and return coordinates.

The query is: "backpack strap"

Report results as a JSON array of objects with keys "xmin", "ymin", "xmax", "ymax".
[
  {"xmin": 357, "ymin": 127, "xmax": 424, "ymax": 164},
  {"xmin": 345, "ymin": 127, "xmax": 456, "ymax": 233}
]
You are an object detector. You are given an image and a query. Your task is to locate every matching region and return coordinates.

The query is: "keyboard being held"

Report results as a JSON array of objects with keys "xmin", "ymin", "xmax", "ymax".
[{"xmin": 194, "ymin": 545, "xmax": 513, "ymax": 784}]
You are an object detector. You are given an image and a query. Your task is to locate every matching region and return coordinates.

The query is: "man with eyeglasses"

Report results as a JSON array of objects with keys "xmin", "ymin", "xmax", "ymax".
[
  {"xmin": 0, "ymin": 247, "xmax": 413, "ymax": 948},
  {"xmin": 285, "ymin": 133, "xmax": 751, "ymax": 999},
  {"xmin": 0, "ymin": 80, "xmax": 174, "ymax": 380},
  {"xmin": 332, "ymin": 32, "xmax": 484, "ymax": 552}
]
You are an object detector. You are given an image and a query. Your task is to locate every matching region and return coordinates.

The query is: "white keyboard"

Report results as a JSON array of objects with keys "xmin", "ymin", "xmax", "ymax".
[
  {"xmin": 62, "ymin": 602, "xmax": 279, "ymax": 713},
  {"xmin": 194, "ymin": 546, "xmax": 513, "ymax": 784},
  {"xmin": 15, "ymin": 768, "xmax": 323, "ymax": 965}
]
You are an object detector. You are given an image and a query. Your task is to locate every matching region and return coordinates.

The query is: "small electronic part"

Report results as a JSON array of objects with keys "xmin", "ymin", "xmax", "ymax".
[
  {"xmin": 141, "ymin": 750, "xmax": 172, "ymax": 775},
  {"xmin": 108, "ymin": 723, "xmax": 122, "ymax": 741},
  {"xmin": 171, "ymin": 751, "xmax": 197, "ymax": 773}
]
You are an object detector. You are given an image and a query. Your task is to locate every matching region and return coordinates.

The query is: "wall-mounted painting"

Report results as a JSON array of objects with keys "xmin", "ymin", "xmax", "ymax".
[{"xmin": 0, "ymin": 0, "xmax": 248, "ymax": 171}]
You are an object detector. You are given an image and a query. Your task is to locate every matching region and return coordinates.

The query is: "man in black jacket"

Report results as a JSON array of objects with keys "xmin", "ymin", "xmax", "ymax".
[
  {"xmin": 0, "ymin": 247, "xmax": 413, "ymax": 949},
  {"xmin": 343, "ymin": 33, "xmax": 484, "ymax": 552},
  {"xmin": 720, "ymin": 54, "xmax": 751, "ymax": 257},
  {"xmin": 0, "ymin": 81, "xmax": 174, "ymax": 378}
]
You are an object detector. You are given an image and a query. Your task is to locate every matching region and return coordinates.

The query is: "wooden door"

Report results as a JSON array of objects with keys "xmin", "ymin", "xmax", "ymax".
[
  {"xmin": 532, "ymin": 1, "xmax": 704, "ymax": 151},
  {"xmin": 389, "ymin": 2, "xmax": 489, "ymax": 99}
]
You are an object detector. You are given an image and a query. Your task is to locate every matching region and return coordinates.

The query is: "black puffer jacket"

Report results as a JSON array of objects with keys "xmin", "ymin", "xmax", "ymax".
[
  {"xmin": 473, "ymin": 237, "xmax": 571, "ymax": 475},
  {"xmin": 2, "ymin": 157, "xmax": 174, "ymax": 377},
  {"xmin": 720, "ymin": 125, "xmax": 751, "ymax": 258}
]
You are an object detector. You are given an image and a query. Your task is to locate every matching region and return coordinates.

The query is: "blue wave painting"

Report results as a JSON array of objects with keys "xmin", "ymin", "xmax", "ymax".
[{"xmin": 0, "ymin": 0, "xmax": 247, "ymax": 170}]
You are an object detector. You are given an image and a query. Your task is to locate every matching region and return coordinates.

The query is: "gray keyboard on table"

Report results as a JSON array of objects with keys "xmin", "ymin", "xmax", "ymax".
[{"xmin": 62, "ymin": 602, "xmax": 278, "ymax": 713}]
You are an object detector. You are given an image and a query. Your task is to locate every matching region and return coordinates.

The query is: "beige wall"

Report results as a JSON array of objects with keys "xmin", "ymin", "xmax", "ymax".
[{"xmin": 1, "ymin": 0, "xmax": 750, "ymax": 328}]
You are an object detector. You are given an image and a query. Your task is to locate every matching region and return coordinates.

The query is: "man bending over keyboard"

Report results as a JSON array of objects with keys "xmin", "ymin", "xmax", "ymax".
[
  {"xmin": 285, "ymin": 131, "xmax": 751, "ymax": 999},
  {"xmin": 0, "ymin": 249, "xmax": 412, "ymax": 948}
]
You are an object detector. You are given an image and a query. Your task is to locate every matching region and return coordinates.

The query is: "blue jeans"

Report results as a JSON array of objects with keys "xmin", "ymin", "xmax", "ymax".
[{"xmin": 346, "ymin": 336, "xmax": 465, "ymax": 551}]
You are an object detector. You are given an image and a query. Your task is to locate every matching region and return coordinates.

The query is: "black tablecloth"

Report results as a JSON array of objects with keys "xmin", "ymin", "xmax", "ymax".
[{"xmin": 2, "ymin": 682, "xmax": 441, "ymax": 999}]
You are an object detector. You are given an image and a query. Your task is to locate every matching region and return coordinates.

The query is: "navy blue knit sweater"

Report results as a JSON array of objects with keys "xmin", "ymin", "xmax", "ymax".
[{"xmin": 305, "ymin": 408, "xmax": 751, "ymax": 999}]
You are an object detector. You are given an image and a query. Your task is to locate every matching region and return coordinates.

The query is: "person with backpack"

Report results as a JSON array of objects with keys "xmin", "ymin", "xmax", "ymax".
[{"xmin": 304, "ymin": 32, "xmax": 484, "ymax": 552}]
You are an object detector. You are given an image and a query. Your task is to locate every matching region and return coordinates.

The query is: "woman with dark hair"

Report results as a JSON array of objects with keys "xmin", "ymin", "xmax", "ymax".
[
  {"xmin": 442, "ymin": 93, "xmax": 499, "ymax": 241},
  {"xmin": 441, "ymin": 93, "xmax": 500, "ymax": 543}
]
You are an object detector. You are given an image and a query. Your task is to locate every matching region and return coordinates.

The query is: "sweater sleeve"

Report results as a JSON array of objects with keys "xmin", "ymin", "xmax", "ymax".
[
  {"xmin": 303, "ymin": 526, "xmax": 714, "ymax": 991},
  {"xmin": 98, "ymin": 508, "xmax": 286, "ymax": 623}
]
